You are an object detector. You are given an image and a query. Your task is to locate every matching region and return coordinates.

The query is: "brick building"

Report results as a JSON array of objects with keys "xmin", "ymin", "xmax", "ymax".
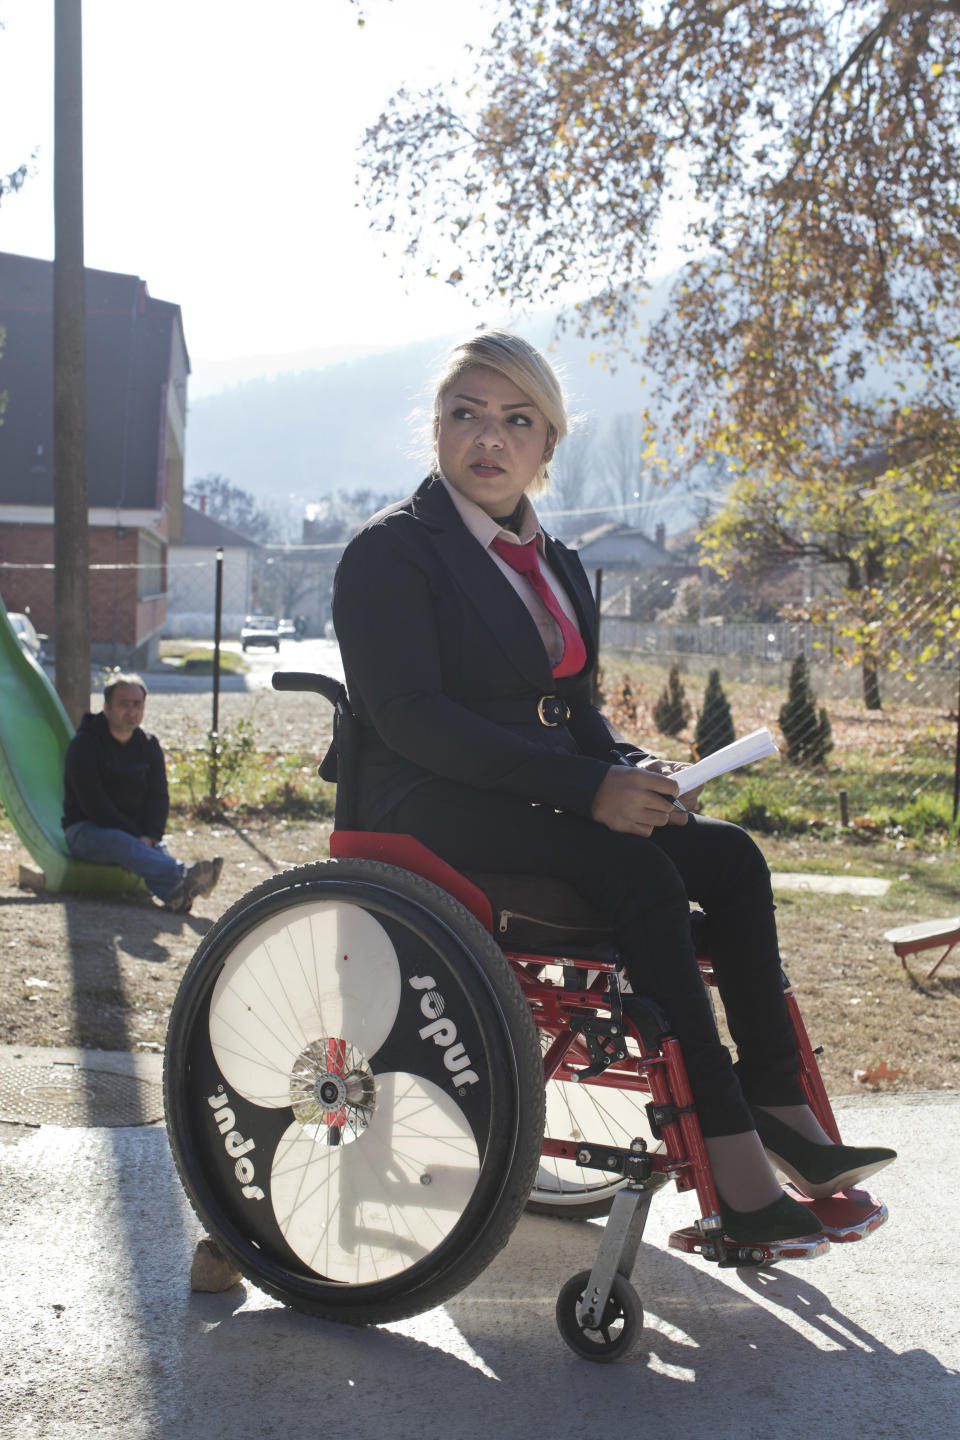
[{"xmin": 0, "ymin": 251, "xmax": 188, "ymax": 667}]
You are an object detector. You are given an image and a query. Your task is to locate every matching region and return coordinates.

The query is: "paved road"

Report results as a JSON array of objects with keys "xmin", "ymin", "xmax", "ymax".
[
  {"xmin": 222, "ymin": 635, "xmax": 345, "ymax": 689},
  {"xmin": 1, "ymin": 1076, "xmax": 957, "ymax": 1440},
  {"xmin": 127, "ymin": 637, "xmax": 345, "ymax": 695},
  {"xmin": 20, "ymin": 644, "xmax": 957, "ymax": 1434}
]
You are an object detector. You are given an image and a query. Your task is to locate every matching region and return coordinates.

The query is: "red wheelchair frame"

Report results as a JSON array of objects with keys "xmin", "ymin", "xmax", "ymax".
[
  {"xmin": 329, "ymin": 827, "xmax": 887, "ymax": 1359},
  {"xmin": 164, "ymin": 671, "xmax": 888, "ymax": 1363}
]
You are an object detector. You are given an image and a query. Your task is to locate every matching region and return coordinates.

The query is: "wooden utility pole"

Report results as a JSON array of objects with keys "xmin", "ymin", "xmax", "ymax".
[{"xmin": 53, "ymin": 0, "xmax": 90, "ymax": 725}]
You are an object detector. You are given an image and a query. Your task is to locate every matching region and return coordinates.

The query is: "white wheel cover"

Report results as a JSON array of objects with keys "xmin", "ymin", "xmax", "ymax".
[
  {"xmin": 209, "ymin": 900, "xmax": 402, "ymax": 1108},
  {"xmin": 271, "ymin": 1071, "xmax": 480, "ymax": 1282},
  {"xmin": 208, "ymin": 897, "xmax": 482, "ymax": 1281}
]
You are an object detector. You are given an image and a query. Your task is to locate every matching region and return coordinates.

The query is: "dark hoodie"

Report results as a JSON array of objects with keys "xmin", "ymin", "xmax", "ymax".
[{"xmin": 61, "ymin": 711, "xmax": 169, "ymax": 840}]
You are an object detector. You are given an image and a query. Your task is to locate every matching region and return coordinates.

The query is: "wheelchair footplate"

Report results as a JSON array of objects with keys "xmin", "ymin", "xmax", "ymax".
[
  {"xmin": 668, "ymin": 1185, "xmax": 887, "ymax": 1266},
  {"xmin": 668, "ymin": 1223, "xmax": 831, "ymax": 1267},
  {"xmin": 798, "ymin": 1185, "xmax": 888, "ymax": 1242}
]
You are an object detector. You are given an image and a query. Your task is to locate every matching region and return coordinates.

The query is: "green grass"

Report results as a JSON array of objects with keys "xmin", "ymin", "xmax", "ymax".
[
  {"xmin": 165, "ymin": 724, "xmax": 335, "ymax": 822},
  {"xmin": 600, "ymin": 656, "xmax": 959, "ymax": 846},
  {"xmin": 171, "ymin": 663, "xmax": 956, "ymax": 842},
  {"xmin": 157, "ymin": 643, "xmax": 246, "ymax": 675},
  {"xmin": 694, "ymin": 767, "xmax": 957, "ymax": 844}
]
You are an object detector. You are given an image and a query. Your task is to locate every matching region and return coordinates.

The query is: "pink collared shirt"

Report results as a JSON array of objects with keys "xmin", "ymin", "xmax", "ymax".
[{"xmin": 437, "ymin": 473, "xmax": 583, "ymax": 669}]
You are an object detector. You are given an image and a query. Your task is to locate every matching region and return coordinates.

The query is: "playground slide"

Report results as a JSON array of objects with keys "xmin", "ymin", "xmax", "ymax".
[{"xmin": 0, "ymin": 594, "xmax": 144, "ymax": 894}]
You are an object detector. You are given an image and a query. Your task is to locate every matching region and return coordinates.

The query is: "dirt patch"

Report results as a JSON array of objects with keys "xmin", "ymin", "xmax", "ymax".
[
  {"xmin": 0, "ymin": 816, "xmax": 333, "ymax": 1054},
  {"xmin": 1, "ymin": 686, "xmax": 957, "ymax": 1099},
  {"xmin": 1, "ymin": 816, "xmax": 957, "ymax": 1099},
  {"xmin": 140, "ymin": 688, "xmax": 334, "ymax": 755}
]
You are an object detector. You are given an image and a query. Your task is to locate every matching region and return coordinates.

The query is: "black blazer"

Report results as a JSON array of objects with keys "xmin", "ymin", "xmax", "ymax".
[{"xmin": 332, "ymin": 476, "xmax": 648, "ymax": 829}]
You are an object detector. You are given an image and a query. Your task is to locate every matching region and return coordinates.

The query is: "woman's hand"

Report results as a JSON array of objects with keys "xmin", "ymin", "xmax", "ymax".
[
  {"xmin": 590, "ymin": 765, "xmax": 687, "ymax": 836},
  {"xmin": 635, "ymin": 757, "xmax": 705, "ymax": 818}
]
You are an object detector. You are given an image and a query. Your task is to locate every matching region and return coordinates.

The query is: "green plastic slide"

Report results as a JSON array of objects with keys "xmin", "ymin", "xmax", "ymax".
[{"xmin": 0, "ymin": 594, "xmax": 145, "ymax": 894}]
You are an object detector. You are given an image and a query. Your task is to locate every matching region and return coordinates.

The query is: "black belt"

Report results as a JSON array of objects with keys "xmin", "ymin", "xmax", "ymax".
[{"xmin": 464, "ymin": 695, "xmax": 572, "ymax": 727}]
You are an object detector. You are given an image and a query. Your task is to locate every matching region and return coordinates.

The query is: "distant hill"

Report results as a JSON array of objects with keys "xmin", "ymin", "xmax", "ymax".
[{"xmin": 184, "ymin": 285, "xmax": 679, "ymax": 522}]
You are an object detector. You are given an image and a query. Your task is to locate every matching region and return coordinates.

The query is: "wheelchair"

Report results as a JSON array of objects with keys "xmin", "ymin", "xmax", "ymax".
[{"xmin": 164, "ymin": 672, "xmax": 888, "ymax": 1361}]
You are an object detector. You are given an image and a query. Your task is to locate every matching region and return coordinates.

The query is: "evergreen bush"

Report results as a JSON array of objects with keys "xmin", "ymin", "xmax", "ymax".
[
  {"xmin": 652, "ymin": 663, "xmax": 691, "ymax": 736},
  {"xmin": 694, "ymin": 668, "xmax": 736, "ymax": 757},
  {"xmin": 605, "ymin": 675, "xmax": 639, "ymax": 737},
  {"xmin": 779, "ymin": 654, "xmax": 833, "ymax": 766}
]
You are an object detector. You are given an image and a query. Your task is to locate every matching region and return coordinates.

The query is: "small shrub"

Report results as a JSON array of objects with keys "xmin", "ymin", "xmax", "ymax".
[
  {"xmin": 169, "ymin": 719, "xmax": 258, "ymax": 811},
  {"xmin": 880, "ymin": 794, "xmax": 956, "ymax": 840},
  {"xmin": 605, "ymin": 675, "xmax": 640, "ymax": 737},
  {"xmin": 779, "ymin": 654, "xmax": 833, "ymax": 766},
  {"xmin": 652, "ymin": 663, "xmax": 691, "ymax": 737},
  {"xmin": 694, "ymin": 668, "xmax": 736, "ymax": 758}
]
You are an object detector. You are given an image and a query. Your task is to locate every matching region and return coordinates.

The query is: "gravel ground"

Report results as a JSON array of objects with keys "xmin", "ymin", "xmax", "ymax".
[
  {"xmin": 1, "ymin": 688, "xmax": 956, "ymax": 1099},
  {"xmin": 140, "ymin": 688, "xmax": 335, "ymax": 756}
]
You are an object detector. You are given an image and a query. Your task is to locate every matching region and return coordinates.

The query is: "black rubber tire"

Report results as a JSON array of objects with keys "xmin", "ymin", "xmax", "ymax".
[
  {"xmin": 164, "ymin": 859, "xmax": 544, "ymax": 1326},
  {"xmin": 555, "ymin": 1269, "xmax": 643, "ymax": 1362}
]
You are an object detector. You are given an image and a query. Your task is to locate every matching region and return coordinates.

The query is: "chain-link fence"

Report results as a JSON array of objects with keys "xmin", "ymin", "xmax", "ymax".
[
  {"xmin": 597, "ymin": 604, "xmax": 959, "ymax": 839},
  {"xmin": 4, "ymin": 545, "xmax": 956, "ymax": 837},
  {"xmin": 165, "ymin": 551, "xmax": 253, "ymax": 639}
]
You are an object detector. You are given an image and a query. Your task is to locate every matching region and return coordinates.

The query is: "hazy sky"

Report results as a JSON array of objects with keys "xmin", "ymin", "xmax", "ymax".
[{"xmin": 0, "ymin": 0, "xmax": 510, "ymax": 371}]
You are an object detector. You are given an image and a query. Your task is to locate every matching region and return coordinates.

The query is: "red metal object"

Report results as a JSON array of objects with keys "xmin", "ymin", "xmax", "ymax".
[
  {"xmin": 330, "ymin": 830, "xmax": 493, "ymax": 931},
  {"xmin": 806, "ymin": 1187, "xmax": 888, "ymax": 1242},
  {"xmin": 324, "ymin": 828, "xmax": 883, "ymax": 1259},
  {"xmin": 326, "ymin": 1037, "xmax": 348, "ymax": 1130},
  {"xmin": 884, "ymin": 917, "xmax": 960, "ymax": 980},
  {"xmin": 785, "ymin": 986, "xmax": 842, "ymax": 1143}
]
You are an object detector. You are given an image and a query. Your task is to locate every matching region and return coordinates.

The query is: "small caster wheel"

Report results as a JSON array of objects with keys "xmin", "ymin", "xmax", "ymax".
[{"xmin": 555, "ymin": 1269, "xmax": 642, "ymax": 1362}]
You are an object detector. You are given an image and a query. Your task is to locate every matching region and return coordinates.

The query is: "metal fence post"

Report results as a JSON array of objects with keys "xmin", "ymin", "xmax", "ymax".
[{"xmin": 209, "ymin": 547, "xmax": 223, "ymax": 803}]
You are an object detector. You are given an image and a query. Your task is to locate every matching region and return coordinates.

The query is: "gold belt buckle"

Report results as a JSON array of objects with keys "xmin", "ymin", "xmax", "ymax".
[{"xmin": 537, "ymin": 695, "xmax": 568, "ymax": 726}]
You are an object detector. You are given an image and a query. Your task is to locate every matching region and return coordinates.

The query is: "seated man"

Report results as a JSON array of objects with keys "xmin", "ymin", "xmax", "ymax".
[{"xmin": 62, "ymin": 672, "xmax": 223, "ymax": 914}]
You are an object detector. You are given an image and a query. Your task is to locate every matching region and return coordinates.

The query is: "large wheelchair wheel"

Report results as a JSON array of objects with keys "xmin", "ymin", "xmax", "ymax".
[{"xmin": 164, "ymin": 859, "xmax": 545, "ymax": 1325}]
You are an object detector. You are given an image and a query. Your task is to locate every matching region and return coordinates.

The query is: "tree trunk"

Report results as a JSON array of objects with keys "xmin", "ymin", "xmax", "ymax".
[{"xmin": 861, "ymin": 650, "xmax": 882, "ymax": 711}]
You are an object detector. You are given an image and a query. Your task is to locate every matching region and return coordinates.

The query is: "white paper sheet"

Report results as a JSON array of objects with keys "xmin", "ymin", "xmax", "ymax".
[{"xmin": 675, "ymin": 727, "xmax": 779, "ymax": 795}]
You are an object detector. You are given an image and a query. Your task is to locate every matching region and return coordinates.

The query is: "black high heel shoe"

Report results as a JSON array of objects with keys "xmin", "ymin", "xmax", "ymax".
[
  {"xmin": 750, "ymin": 1105, "xmax": 897, "ymax": 1200},
  {"xmin": 718, "ymin": 1189, "xmax": 823, "ymax": 1243}
]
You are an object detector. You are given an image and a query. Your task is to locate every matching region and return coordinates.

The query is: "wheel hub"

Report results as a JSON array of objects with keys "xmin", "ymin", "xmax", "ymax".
[{"xmin": 289, "ymin": 1038, "xmax": 376, "ymax": 1144}]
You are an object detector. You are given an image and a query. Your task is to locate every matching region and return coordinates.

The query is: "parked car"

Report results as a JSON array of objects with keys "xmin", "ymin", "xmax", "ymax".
[
  {"xmin": 8, "ymin": 612, "xmax": 47, "ymax": 664},
  {"xmin": 241, "ymin": 615, "xmax": 280, "ymax": 652},
  {"xmin": 278, "ymin": 618, "xmax": 297, "ymax": 640}
]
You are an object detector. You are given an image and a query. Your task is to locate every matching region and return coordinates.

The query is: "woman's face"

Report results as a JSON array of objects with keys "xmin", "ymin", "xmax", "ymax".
[{"xmin": 435, "ymin": 364, "xmax": 555, "ymax": 518}]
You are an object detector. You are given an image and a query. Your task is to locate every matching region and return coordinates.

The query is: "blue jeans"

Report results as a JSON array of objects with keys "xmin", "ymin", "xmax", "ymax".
[{"xmin": 64, "ymin": 822, "xmax": 184, "ymax": 900}]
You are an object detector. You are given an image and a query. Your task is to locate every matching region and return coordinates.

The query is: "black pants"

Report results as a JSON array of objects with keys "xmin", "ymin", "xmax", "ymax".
[{"xmin": 384, "ymin": 780, "xmax": 806, "ymax": 1137}]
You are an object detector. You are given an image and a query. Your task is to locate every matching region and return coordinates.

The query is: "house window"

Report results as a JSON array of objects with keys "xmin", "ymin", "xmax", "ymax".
[{"xmin": 137, "ymin": 532, "xmax": 165, "ymax": 599}]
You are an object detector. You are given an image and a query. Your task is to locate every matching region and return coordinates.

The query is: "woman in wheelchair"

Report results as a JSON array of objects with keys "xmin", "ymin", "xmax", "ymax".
[{"xmin": 331, "ymin": 328, "xmax": 895, "ymax": 1245}]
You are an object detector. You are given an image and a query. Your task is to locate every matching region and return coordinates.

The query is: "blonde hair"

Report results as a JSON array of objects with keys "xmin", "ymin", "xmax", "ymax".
[{"xmin": 432, "ymin": 329, "xmax": 569, "ymax": 494}]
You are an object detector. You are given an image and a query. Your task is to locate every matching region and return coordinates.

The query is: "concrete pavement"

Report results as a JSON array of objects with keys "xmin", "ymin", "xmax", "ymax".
[
  {"xmin": 1, "ymin": 1062, "xmax": 957, "ymax": 1440},
  {"xmin": 140, "ymin": 636, "xmax": 345, "ymax": 693}
]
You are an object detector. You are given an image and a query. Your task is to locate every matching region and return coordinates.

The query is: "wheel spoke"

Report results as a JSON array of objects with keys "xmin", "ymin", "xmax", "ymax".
[
  {"xmin": 209, "ymin": 900, "xmax": 402, "ymax": 1107},
  {"xmin": 535, "ymin": 1024, "xmax": 655, "ymax": 1207},
  {"xmin": 166, "ymin": 861, "xmax": 544, "ymax": 1324},
  {"xmin": 270, "ymin": 1071, "xmax": 480, "ymax": 1282}
]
